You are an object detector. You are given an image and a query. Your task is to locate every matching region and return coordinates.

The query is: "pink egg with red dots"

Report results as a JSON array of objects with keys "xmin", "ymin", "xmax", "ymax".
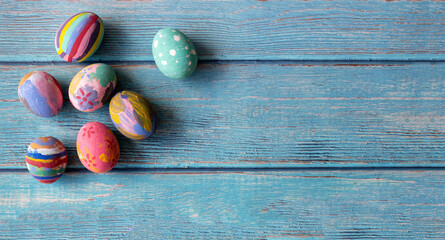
[{"xmin": 76, "ymin": 122, "xmax": 120, "ymax": 173}]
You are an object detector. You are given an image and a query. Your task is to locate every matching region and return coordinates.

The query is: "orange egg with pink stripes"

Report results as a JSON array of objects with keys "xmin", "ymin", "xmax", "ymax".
[{"xmin": 55, "ymin": 12, "xmax": 104, "ymax": 62}]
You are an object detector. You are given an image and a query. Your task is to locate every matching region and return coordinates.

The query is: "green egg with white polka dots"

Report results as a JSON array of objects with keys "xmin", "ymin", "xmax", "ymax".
[{"xmin": 152, "ymin": 28, "xmax": 198, "ymax": 79}]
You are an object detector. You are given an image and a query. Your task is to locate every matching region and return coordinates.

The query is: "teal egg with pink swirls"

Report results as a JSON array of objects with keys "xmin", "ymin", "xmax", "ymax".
[{"xmin": 69, "ymin": 63, "xmax": 117, "ymax": 112}]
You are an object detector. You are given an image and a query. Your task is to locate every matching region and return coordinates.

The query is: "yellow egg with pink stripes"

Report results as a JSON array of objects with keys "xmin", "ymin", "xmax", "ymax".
[{"xmin": 55, "ymin": 12, "xmax": 104, "ymax": 62}]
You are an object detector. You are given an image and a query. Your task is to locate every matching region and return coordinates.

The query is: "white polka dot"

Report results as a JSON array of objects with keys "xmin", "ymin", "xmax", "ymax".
[
  {"xmin": 185, "ymin": 46, "xmax": 188, "ymax": 50},
  {"xmin": 191, "ymin": 49, "xmax": 196, "ymax": 55},
  {"xmin": 186, "ymin": 55, "xmax": 190, "ymax": 58},
  {"xmin": 161, "ymin": 60, "xmax": 167, "ymax": 65},
  {"xmin": 163, "ymin": 42, "xmax": 165, "ymax": 45},
  {"xmin": 169, "ymin": 49, "xmax": 176, "ymax": 56},
  {"xmin": 172, "ymin": 30, "xmax": 176, "ymax": 32},
  {"xmin": 159, "ymin": 53, "xmax": 163, "ymax": 57},
  {"xmin": 188, "ymin": 61, "xmax": 191, "ymax": 66},
  {"xmin": 174, "ymin": 35, "xmax": 180, "ymax": 41},
  {"xmin": 176, "ymin": 60, "xmax": 179, "ymax": 63},
  {"xmin": 159, "ymin": 34, "xmax": 163, "ymax": 37},
  {"xmin": 154, "ymin": 40, "xmax": 158, "ymax": 48}
]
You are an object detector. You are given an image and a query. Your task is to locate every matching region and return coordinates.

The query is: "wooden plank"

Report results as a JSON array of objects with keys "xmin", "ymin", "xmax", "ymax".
[
  {"xmin": 1, "ymin": 0, "xmax": 444, "ymax": 61},
  {"xmin": 0, "ymin": 62, "xmax": 443, "ymax": 169},
  {"xmin": 0, "ymin": 170, "xmax": 444, "ymax": 239}
]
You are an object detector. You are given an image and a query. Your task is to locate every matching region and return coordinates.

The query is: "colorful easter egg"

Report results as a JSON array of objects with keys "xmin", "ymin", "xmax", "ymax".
[
  {"xmin": 18, "ymin": 71, "xmax": 63, "ymax": 118},
  {"xmin": 26, "ymin": 137, "xmax": 67, "ymax": 184},
  {"xmin": 69, "ymin": 63, "xmax": 117, "ymax": 112},
  {"xmin": 77, "ymin": 122, "xmax": 120, "ymax": 173},
  {"xmin": 152, "ymin": 28, "xmax": 198, "ymax": 79},
  {"xmin": 55, "ymin": 12, "xmax": 104, "ymax": 62},
  {"xmin": 109, "ymin": 91, "xmax": 157, "ymax": 140}
]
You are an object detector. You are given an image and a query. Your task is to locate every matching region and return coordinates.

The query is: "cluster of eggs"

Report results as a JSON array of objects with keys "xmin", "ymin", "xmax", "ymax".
[{"xmin": 20, "ymin": 12, "xmax": 197, "ymax": 183}]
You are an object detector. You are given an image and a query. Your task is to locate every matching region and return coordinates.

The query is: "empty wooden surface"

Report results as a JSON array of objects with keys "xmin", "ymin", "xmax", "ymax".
[
  {"xmin": 0, "ymin": 0, "xmax": 444, "ymax": 239},
  {"xmin": 1, "ymin": 170, "xmax": 444, "ymax": 239}
]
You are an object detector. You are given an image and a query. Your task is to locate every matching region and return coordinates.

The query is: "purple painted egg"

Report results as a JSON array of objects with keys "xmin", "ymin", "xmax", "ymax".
[
  {"xmin": 55, "ymin": 12, "xmax": 104, "ymax": 62},
  {"xmin": 69, "ymin": 63, "xmax": 117, "ymax": 112},
  {"xmin": 18, "ymin": 71, "xmax": 63, "ymax": 117}
]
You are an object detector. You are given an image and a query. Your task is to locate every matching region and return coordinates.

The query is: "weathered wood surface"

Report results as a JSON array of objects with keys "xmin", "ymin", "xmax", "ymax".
[
  {"xmin": 1, "ymin": 0, "xmax": 444, "ymax": 238},
  {"xmin": 1, "ymin": 0, "xmax": 445, "ymax": 62},
  {"xmin": 0, "ymin": 170, "xmax": 444, "ymax": 239},
  {"xmin": 0, "ymin": 62, "xmax": 443, "ymax": 169}
]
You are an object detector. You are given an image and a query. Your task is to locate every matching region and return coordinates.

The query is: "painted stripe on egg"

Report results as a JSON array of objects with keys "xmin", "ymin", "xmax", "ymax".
[
  {"xmin": 57, "ymin": 12, "xmax": 89, "ymax": 54},
  {"xmin": 26, "ymin": 156, "xmax": 67, "ymax": 168},
  {"xmin": 76, "ymin": 21, "xmax": 101, "ymax": 61},
  {"xmin": 26, "ymin": 150, "xmax": 67, "ymax": 160},
  {"xmin": 27, "ymin": 167, "xmax": 66, "ymax": 176},
  {"xmin": 30, "ymin": 174, "xmax": 64, "ymax": 180},
  {"xmin": 78, "ymin": 23, "xmax": 103, "ymax": 62},
  {"xmin": 65, "ymin": 14, "xmax": 92, "ymax": 55}
]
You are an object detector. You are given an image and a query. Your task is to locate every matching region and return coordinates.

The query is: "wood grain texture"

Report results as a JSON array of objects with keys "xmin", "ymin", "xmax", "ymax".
[
  {"xmin": 1, "ymin": 0, "xmax": 444, "ymax": 62},
  {"xmin": 0, "ymin": 170, "xmax": 444, "ymax": 239},
  {"xmin": 1, "ymin": 62, "xmax": 443, "ymax": 169},
  {"xmin": 1, "ymin": 1, "xmax": 444, "ymax": 238}
]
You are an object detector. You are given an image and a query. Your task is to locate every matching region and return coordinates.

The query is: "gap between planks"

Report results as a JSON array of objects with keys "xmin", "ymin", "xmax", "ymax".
[
  {"xmin": 0, "ymin": 60, "xmax": 445, "ymax": 66},
  {"xmin": 2, "ymin": 167, "xmax": 445, "ymax": 174}
]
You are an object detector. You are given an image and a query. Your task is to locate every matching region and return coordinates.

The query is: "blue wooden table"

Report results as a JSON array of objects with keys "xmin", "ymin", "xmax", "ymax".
[{"xmin": 0, "ymin": 0, "xmax": 444, "ymax": 239}]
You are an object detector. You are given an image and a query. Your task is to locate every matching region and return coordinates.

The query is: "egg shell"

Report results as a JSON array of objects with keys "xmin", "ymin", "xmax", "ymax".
[
  {"xmin": 69, "ymin": 63, "xmax": 117, "ymax": 112},
  {"xmin": 109, "ymin": 91, "xmax": 157, "ymax": 140},
  {"xmin": 152, "ymin": 28, "xmax": 198, "ymax": 79},
  {"xmin": 77, "ymin": 122, "xmax": 120, "ymax": 173},
  {"xmin": 18, "ymin": 71, "xmax": 63, "ymax": 117},
  {"xmin": 55, "ymin": 12, "xmax": 104, "ymax": 62},
  {"xmin": 26, "ymin": 137, "xmax": 67, "ymax": 184}
]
